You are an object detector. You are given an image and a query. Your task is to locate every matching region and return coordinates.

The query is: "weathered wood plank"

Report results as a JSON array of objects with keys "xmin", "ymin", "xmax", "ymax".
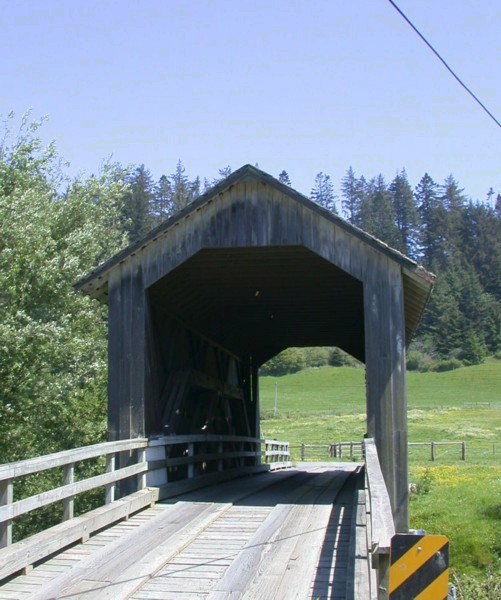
[
  {"xmin": 0, "ymin": 488, "xmax": 157, "ymax": 580},
  {"xmin": 0, "ymin": 462, "xmax": 147, "ymax": 523},
  {"xmin": 0, "ymin": 439, "xmax": 147, "ymax": 482}
]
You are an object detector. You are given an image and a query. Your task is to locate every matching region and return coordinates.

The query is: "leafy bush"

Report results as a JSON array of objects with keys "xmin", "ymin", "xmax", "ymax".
[
  {"xmin": 406, "ymin": 350, "xmax": 434, "ymax": 372},
  {"xmin": 434, "ymin": 358, "xmax": 463, "ymax": 372}
]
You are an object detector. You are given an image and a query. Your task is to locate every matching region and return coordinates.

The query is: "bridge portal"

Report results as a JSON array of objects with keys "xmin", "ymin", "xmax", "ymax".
[{"xmin": 76, "ymin": 165, "xmax": 434, "ymax": 531}]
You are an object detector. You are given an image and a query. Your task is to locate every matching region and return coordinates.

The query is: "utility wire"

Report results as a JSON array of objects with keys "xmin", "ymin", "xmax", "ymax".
[{"xmin": 387, "ymin": 0, "xmax": 501, "ymax": 129}]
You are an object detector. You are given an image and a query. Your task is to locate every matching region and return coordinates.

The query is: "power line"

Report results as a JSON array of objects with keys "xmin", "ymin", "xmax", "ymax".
[{"xmin": 386, "ymin": 0, "xmax": 501, "ymax": 129}]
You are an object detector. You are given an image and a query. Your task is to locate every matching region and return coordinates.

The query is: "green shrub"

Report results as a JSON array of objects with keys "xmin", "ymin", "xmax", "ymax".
[
  {"xmin": 435, "ymin": 358, "xmax": 463, "ymax": 372},
  {"xmin": 406, "ymin": 350, "xmax": 434, "ymax": 372}
]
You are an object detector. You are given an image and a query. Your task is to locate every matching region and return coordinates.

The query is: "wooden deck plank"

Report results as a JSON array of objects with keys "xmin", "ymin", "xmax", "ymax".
[{"xmin": 0, "ymin": 465, "xmax": 369, "ymax": 600}]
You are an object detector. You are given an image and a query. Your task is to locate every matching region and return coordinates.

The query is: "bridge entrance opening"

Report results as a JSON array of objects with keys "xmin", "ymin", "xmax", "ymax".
[{"xmin": 259, "ymin": 346, "xmax": 367, "ymax": 462}]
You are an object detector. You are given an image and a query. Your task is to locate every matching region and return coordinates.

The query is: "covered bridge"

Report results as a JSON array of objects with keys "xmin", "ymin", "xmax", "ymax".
[{"xmin": 76, "ymin": 164, "xmax": 434, "ymax": 531}]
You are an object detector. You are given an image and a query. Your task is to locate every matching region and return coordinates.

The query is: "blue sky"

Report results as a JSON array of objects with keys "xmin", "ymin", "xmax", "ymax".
[{"xmin": 1, "ymin": 0, "xmax": 500, "ymax": 203}]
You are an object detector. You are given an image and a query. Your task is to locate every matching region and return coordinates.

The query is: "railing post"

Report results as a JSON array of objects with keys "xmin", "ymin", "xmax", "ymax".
[
  {"xmin": 0, "ymin": 479, "xmax": 13, "ymax": 548},
  {"xmin": 63, "ymin": 464, "xmax": 75, "ymax": 521},
  {"xmin": 187, "ymin": 443, "xmax": 194, "ymax": 479},
  {"xmin": 138, "ymin": 448, "xmax": 146, "ymax": 490},
  {"xmin": 105, "ymin": 453, "xmax": 116, "ymax": 504},
  {"xmin": 377, "ymin": 554, "xmax": 391, "ymax": 600}
]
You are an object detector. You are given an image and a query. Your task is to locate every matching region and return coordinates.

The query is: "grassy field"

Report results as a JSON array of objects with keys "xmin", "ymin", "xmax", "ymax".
[{"xmin": 258, "ymin": 358, "xmax": 501, "ymax": 584}]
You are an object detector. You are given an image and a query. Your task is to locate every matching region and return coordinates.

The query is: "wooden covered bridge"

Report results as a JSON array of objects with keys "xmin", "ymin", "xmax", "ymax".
[{"xmin": 0, "ymin": 165, "xmax": 439, "ymax": 599}]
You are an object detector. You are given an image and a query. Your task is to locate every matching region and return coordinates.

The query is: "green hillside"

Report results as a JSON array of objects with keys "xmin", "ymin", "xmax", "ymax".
[{"xmin": 259, "ymin": 359, "xmax": 501, "ymax": 585}]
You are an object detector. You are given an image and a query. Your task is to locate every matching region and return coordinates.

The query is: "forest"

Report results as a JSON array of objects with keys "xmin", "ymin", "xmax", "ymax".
[{"xmin": 1, "ymin": 113, "xmax": 500, "ymax": 463}]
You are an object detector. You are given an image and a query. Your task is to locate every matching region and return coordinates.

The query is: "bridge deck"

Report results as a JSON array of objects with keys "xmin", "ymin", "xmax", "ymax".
[{"xmin": 0, "ymin": 463, "xmax": 371, "ymax": 600}]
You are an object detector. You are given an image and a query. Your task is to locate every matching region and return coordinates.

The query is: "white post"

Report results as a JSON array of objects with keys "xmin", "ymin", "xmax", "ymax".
[
  {"xmin": 0, "ymin": 479, "xmax": 13, "ymax": 548},
  {"xmin": 63, "ymin": 464, "xmax": 75, "ymax": 521},
  {"xmin": 105, "ymin": 454, "xmax": 116, "ymax": 504}
]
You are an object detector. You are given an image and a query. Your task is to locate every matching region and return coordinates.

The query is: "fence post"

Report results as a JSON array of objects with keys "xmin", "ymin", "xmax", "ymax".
[
  {"xmin": 431, "ymin": 441, "xmax": 435, "ymax": 461},
  {"xmin": 301, "ymin": 443, "xmax": 305, "ymax": 461},
  {"xmin": 0, "ymin": 479, "xmax": 13, "ymax": 548},
  {"xmin": 105, "ymin": 453, "xmax": 116, "ymax": 504},
  {"xmin": 461, "ymin": 441, "xmax": 466, "ymax": 461},
  {"xmin": 63, "ymin": 464, "xmax": 75, "ymax": 521}
]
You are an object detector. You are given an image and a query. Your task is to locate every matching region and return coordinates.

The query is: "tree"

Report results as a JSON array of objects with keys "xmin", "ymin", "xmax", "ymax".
[
  {"xmin": 415, "ymin": 173, "xmax": 445, "ymax": 267},
  {"xmin": 389, "ymin": 169, "xmax": 420, "ymax": 258},
  {"xmin": 311, "ymin": 172, "xmax": 337, "ymax": 213},
  {"xmin": 170, "ymin": 160, "xmax": 192, "ymax": 212},
  {"xmin": 360, "ymin": 175, "xmax": 400, "ymax": 247},
  {"xmin": 278, "ymin": 170, "xmax": 291, "ymax": 186},
  {"xmin": 151, "ymin": 174, "xmax": 173, "ymax": 224},
  {"xmin": 0, "ymin": 114, "xmax": 128, "ymax": 462},
  {"xmin": 341, "ymin": 166, "xmax": 364, "ymax": 226},
  {"xmin": 121, "ymin": 164, "xmax": 153, "ymax": 242}
]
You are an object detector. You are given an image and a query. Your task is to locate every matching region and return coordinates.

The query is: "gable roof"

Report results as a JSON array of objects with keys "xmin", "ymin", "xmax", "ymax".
[{"xmin": 75, "ymin": 164, "xmax": 434, "ymax": 301}]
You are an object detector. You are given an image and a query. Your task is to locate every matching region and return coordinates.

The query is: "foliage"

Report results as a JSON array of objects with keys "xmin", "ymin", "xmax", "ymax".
[
  {"xmin": 0, "ymin": 113, "xmax": 128, "ymax": 462},
  {"xmin": 310, "ymin": 171, "xmax": 337, "ymax": 213}
]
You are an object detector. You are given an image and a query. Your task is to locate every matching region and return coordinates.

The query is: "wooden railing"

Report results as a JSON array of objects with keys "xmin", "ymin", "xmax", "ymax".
[
  {"xmin": 264, "ymin": 439, "xmax": 291, "ymax": 468},
  {"xmin": 0, "ymin": 435, "xmax": 290, "ymax": 580},
  {"xmin": 363, "ymin": 438, "xmax": 395, "ymax": 600},
  {"xmin": 0, "ymin": 438, "xmax": 148, "ymax": 550},
  {"xmin": 146, "ymin": 435, "xmax": 291, "ymax": 498}
]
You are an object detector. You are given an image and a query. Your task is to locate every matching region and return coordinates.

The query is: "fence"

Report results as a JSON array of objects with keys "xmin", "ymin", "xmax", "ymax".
[{"xmin": 297, "ymin": 440, "xmax": 499, "ymax": 463}]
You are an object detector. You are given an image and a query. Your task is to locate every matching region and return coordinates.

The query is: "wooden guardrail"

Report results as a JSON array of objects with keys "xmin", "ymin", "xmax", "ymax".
[
  {"xmin": 0, "ymin": 435, "xmax": 290, "ymax": 580},
  {"xmin": 363, "ymin": 438, "xmax": 395, "ymax": 600},
  {"xmin": 0, "ymin": 438, "xmax": 155, "ymax": 581},
  {"xmin": 0, "ymin": 438, "xmax": 148, "ymax": 550},
  {"xmin": 146, "ymin": 435, "xmax": 291, "ymax": 499}
]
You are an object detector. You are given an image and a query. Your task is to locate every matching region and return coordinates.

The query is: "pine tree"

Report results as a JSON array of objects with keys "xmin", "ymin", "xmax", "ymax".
[
  {"xmin": 441, "ymin": 175, "xmax": 466, "ymax": 260},
  {"xmin": 121, "ymin": 164, "xmax": 154, "ymax": 242},
  {"xmin": 341, "ymin": 167, "xmax": 363, "ymax": 226},
  {"xmin": 151, "ymin": 174, "xmax": 173, "ymax": 224},
  {"xmin": 415, "ymin": 173, "xmax": 446, "ymax": 268},
  {"xmin": 170, "ymin": 160, "xmax": 191, "ymax": 212},
  {"xmin": 278, "ymin": 170, "xmax": 292, "ymax": 186},
  {"xmin": 311, "ymin": 172, "xmax": 337, "ymax": 213},
  {"xmin": 389, "ymin": 169, "xmax": 420, "ymax": 258},
  {"xmin": 360, "ymin": 175, "xmax": 400, "ymax": 247}
]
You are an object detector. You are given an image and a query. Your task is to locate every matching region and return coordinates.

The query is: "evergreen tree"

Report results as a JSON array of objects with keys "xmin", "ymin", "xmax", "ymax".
[
  {"xmin": 278, "ymin": 170, "xmax": 292, "ymax": 186},
  {"xmin": 360, "ymin": 175, "xmax": 400, "ymax": 247},
  {"xmin": 440, "ymin": 175, "xmax": 466, "ymax": 260},
  {"xmin": 415, "ymin": 173, "xmax": 446, "ymax": 267},
  {"xmin": 170, "ymin": 160, "xmax": 191, "ymax": 212},
  {"xmin": 212, "ymin": 166, "xmax": 232, "ymax": 186},
  {"xmin": 341, "ymin": 166, "xmax": 363, "ymax": 226},
  {"xmin": 121, "ymin": 164, "xmax": 154, "ymax": 242},
  {"xmin": 311, "ymin": 172, "xmax": 337, "ymax": 213},
  {"xmin": 151, "ymin": 174, "xmax": 173, "ymax": 224},
  {"xmin": 389, "ymin": 169, "xmax": 420, "ymax": 258}
]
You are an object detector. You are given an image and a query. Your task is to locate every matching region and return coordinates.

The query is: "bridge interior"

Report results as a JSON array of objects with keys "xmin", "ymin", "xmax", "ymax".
[{"xmin": 0, "ymin": 465, "xmax": 370, "ymax": 600}]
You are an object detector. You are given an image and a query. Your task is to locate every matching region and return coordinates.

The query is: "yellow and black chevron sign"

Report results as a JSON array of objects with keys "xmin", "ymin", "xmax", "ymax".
[{"xmin": 389, "ymin": 533, "xmax": 449, "ymax": 599}]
